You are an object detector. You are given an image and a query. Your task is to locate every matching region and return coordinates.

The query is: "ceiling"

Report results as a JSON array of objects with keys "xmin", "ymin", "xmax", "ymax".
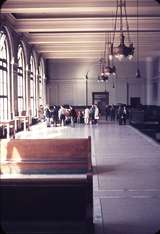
[{"xmin": 1, "ymin": 0, "xmax": 160, "ymax": 62}]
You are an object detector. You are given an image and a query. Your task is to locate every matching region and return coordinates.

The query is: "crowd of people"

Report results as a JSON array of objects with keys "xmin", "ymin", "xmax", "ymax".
[
  {"xmin": 38, "ymin": 103, "xmax": 129, "ymax": 127},
  {"xmin": 38, "ymin": 104, "xmax": 100, "ymax": 127},
  {"xmin": 105, "ymin": 104, "xmax": 129, "ymax": 125}
]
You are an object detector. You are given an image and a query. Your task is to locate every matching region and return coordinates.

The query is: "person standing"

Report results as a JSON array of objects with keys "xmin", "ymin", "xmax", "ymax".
[
  {"xmin": 105, "ymin": 105, "xmax": 110, "ymax": 121},
  {"xmin": 122, "ymin": 106, "xmax": 127, "ymax": 125},
  {"xmin": 58, "ymin": 106, "xmax": 66, "ymax": 126},
  {"xmin": 84, "ymin": 107, "xmax": 90, "ymax": 124},
  {"xmin": 119, "ymin": 105, "xmax": 127, "ymax": 125},
  {"xmin": 94, "ymin": 105, "xmax": 99, "ymax": 124},
  {"xmin": 52, "ymin": 105, "xmax": 59, "ymax": 127},
  {"xmin": 45, "ymin": 105, "xmax": 51, "ymax": 127},
  {"xmin": 70, "ymin": 106, "xmax": 77, "ymax": 127},
  {"xmin": 110, "ymin": 105, "xmax": 116, "ymax": 121},
  {"xmin": 89, "ymin": 105, "xmax": 95, "ymax": 124}
]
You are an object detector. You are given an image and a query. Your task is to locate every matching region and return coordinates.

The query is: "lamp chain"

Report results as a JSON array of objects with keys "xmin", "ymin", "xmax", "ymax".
[
  {"xmin": 137, "ymin": 0, "xmax": 139, "ymax": 67},
  {"xmin": 104, "ymin": 33, "xmax": 107, "ymax": 62},
  {"xmin": 112, "ymin": 0, "xmax": 119, "ymax": 45},
  {"xmin": 124, "ymin": 1, "xmax": 131, "ymax": 44},
  {"xmin": 120, "ymin": 0, "xmax": 123, "ymax": 34}
]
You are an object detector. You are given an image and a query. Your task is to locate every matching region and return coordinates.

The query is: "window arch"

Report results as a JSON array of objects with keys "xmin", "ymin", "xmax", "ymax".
[
  {"xmin": 0, "ymin": 29, "xmax": 10, "ymax": 120},
  {"xmin": 30, "ymin": 54, "xmax": 36, "ymax": 116},
  {"xmin": 17, "ymin": 44, "xmax": 25, "ymax": 115}
]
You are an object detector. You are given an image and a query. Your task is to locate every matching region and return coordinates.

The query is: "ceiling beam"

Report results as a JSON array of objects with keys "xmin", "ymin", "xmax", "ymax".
[{"xmin": 14, "ymin": 17, "xmax": 160, "ymax": 33}]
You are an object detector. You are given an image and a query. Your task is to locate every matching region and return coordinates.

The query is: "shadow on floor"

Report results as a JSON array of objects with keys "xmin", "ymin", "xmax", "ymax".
[{"xmin": 93, "ymin": 165, "xmax": 117, "ymax": 174}]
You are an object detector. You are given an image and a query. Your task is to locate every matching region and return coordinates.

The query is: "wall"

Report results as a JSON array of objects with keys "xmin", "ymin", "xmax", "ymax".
[
  {"xmin": 46, "ymin": 59, "xmax": 146, "ymax": 106},
  {"xmin": 145, "ymin": 56, "xmax": 160, "ymax": 106}
]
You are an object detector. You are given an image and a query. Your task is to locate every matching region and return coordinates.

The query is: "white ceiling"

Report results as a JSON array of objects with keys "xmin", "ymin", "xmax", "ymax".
[{"xmin": 1, "ymin": 0, "xmax": 160, "ymax": 61}]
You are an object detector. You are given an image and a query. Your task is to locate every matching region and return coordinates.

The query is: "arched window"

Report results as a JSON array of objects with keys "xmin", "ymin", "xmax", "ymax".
[
  {"xmin": 17, "ymin": 44, "xmax": 25, "ymax": 115},
  {"xmin": 30, "ymin": 55, "xmax": 36, "ymax": 116},
  {"xmin": 0, "ymin": 29, "xmax": 10, "ymax": 120}
]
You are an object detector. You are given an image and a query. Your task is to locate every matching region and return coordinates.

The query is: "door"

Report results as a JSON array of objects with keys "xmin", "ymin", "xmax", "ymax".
[
  {"xmin": 130, "ymin": 97, "xmax": 141, "ymax": 108},
  {"xmin": 92, "ymin": 92, "xmax": 109, "ymax": 115}
]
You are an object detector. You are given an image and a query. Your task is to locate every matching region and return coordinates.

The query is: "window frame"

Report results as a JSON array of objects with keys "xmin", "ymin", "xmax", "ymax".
[{"xmin": 0, "ymin": 30, "xmax": 10, "ymax": 120}]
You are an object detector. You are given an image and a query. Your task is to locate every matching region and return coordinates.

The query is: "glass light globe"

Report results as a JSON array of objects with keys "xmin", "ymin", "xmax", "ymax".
[{"xmin": 109, "ymin": 55, "xmax": 113, "ymax": 60}]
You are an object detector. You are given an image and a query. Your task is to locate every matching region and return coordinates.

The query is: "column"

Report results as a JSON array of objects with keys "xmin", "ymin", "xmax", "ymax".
[
  {"xmin": 25, "ymin": 65, "xmax": 29, "ymax": 116},
  {"xmin": 86, "ymin": 74, "xmax": 88, "ymax": 106},
  {"xmin": 12, "ymin": 60, "xmax": 18, "ymax": 116},
  {"xmin": 145, "ymin": 57, "xmax": 153, "ymax": 105},
  {"xmin": 43, "ymin": 76, "xmax": 47, "ymax": 106}
]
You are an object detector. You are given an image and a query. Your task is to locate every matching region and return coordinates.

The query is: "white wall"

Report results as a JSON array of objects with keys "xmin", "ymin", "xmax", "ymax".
[{"xmin": 46, "ymin": 60, "xmax": 147, "ymax": 106}]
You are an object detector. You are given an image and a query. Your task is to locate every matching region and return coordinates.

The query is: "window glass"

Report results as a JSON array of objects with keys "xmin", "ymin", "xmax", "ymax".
[
  {"xmin": 30, "ymin": 55, "xmax": 36, "ymax": 116},
  {"xmin": 17, "ymin": 44, "xmax": 25, "ymax": 115},
  {"xmin": 0, "ymin": 30, "xmax": 9, "ymax": 120}
]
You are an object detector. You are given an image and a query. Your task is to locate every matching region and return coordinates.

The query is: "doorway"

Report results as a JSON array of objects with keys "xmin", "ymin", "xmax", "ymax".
[
  {"xmin": 92, "ymin": 92, "xmax": 109, "ymax": 115},
  {"xmin": 130, "ymin": 97, "xmax": 141, "ymax": 108}
]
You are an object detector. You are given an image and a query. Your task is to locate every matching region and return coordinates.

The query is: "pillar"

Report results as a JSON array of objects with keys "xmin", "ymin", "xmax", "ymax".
[{"xmin": 145, "ymin": 57, "xmax": 153, "ymax": 105}]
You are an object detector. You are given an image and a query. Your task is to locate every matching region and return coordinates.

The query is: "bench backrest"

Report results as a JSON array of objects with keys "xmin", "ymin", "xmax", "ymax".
[{"xmin": 0, "ymin": 137, "xmax": 92, "ymax": 174}]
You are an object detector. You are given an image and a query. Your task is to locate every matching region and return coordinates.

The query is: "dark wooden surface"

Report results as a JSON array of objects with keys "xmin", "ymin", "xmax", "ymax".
[
  {"xmin": 0, "ymin": 137, "xmax": 94, "ymax": 234},
  {"xmin": 0, "ymin": 174, "xmax": 94, "ymax": 234}
]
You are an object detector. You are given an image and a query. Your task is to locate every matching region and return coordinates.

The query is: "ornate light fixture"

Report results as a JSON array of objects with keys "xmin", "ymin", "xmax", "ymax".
[
  {"xmin": 110, "ymin": 0, "xmax": 134, "ymax": 61},
  {"xmin": 136, "ymin": 0, "xmax": 141, "ymax": 78},
  {"xmin": 98, "ymin": 33, "xmax": 116, "ymax": 82}
]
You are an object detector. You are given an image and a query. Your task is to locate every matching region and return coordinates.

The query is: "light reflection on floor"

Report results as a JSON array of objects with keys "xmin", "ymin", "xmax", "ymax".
[{"xmin": 15, "ymin": 122, "xmax": 68, "ymax": 139}]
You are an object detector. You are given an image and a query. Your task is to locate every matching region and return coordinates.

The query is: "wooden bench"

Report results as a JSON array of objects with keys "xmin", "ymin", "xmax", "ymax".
[
  {"xmin": 0, "ymin": 137, "xmax": 94, "ymax": 234},
  {"xmin": 0, "ymin": 120, "xmax": 16, "ymax": 139},
  {"xmin": 0, "ymin": 137, "xmax": 92, "ymax": 174},
  {"xmin": 14, "ymin": 115, "xmax": 30, "ymax": 132}
]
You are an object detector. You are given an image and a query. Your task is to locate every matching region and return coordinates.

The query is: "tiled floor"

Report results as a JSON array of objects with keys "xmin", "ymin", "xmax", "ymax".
[{"xmin": 16, "ymin": 121, "xmax": 160, "ymax": 234}]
